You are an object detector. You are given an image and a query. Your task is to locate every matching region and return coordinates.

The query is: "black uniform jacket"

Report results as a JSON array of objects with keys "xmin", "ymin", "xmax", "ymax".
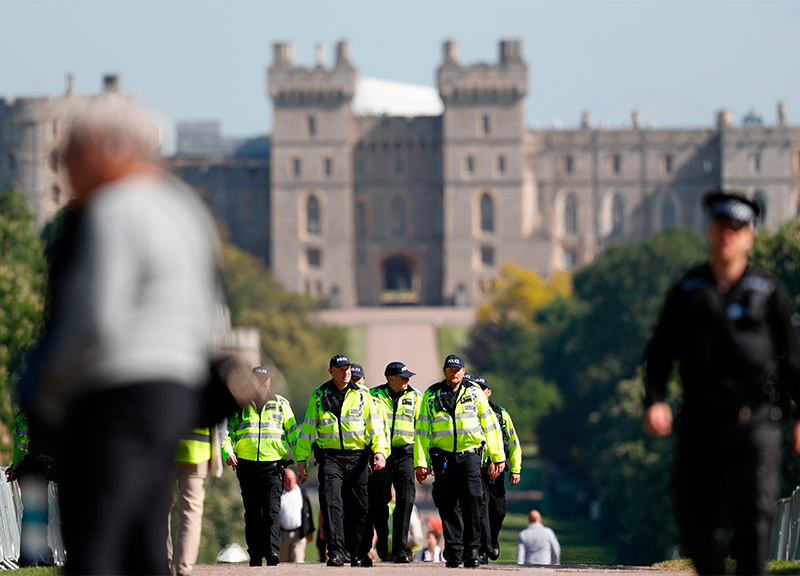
[{"xmin": 644, "ymin": 263, "xmax": 800, "ymax": 429}]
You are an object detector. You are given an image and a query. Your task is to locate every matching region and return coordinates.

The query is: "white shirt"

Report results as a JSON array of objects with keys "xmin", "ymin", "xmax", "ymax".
[
  {"xmin": 516, "ymin": 522, "xmax": 561, "ymax": 565},
  {"xmin": 415, "ymin": 546, "xmax": 443, "ymax": 562},
  {"xmin": 279, "ymin": 485, "xmax": 303, "ymax": 530}
]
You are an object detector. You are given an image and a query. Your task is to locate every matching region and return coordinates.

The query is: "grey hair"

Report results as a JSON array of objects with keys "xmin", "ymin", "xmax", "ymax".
[{"xmin": 65, "ymin": 96, "xmax": 161, "ymax": 163}]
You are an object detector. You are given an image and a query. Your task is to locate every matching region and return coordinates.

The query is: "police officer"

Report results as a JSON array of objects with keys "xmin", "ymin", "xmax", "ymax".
[
  {"xmin": 644, "ymin": 191, "xmax": 800, "ymax": 576},
  {"xmin": 414, "ymin": 355, "xmax": 505, "ymax": 568},
  {"xmin": 351, "ymin": 364, "xmax": 366, "ymax": 386},
  {"xmin": 469, "ymin": 375, "xmax": 522, "ymax": 563},
  {"xmin": 222, "ymin": 366, "xmax": 299, "ymax": 567},
  {"xmin": 359, "ymin": 362, "xmax": 421, "ymax": 563},
  {"xmin": 296, "ymin": 355, "xmax": 389, "ymax": 567}
]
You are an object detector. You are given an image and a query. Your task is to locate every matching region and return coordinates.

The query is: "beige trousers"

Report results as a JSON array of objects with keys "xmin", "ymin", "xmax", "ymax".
[
  {"xmin": 167, "ymin": 460, "xmax": 208, "ymax": 576},
  {"xmin": 280, "ymin": 529, "xmax": 307, "ymax": 563}
]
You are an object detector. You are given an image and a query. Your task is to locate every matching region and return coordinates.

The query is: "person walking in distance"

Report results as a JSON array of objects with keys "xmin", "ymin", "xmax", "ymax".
[
  {"xmin": 516, "ymin": 510, "xmax": 560, "ymax": 565},
  {"xmin": 644, "ymin": 191, "xmax": 800, "ymax": 576},
  {"xmin": 295, "ymin": 355, "xmax": 389, "ymax": 567},
  {"xmin": 414, "ymin": 355, "xmax": 506, "ymax": 568},
  {"xmin": 222, "ymin": 366, "xmax": 300, "ymax": 566},
  {"xmin": 359, "ymin": 362, "xmax": 421, "ymax": 563}
]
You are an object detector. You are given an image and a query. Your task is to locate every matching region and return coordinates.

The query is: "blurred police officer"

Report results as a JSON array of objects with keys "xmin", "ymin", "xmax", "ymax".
[
  {"xmin": 351, "ymin": 363, "xmax": 366, "ymax": 387},
  {"xmin": 360, "ymin": 362, "xmax": 421, "ymax": 563},
  {"xmin": 470, "ymin": 375, "xmax": 522, "ymax": 563},
  {"xmin": 414, "ymin": 355, "xmax": 505, "ymax": 568},
  {"xmin": 222, "ymin": 366, "xmax": 299, "ymax": 566},
  {"xmin": 295, "ymin": 355, "xmax": 388, "ymax": 567},
  {"xmin": 644, "ymin": 191, "xmax": 800, "ymax": 576}
]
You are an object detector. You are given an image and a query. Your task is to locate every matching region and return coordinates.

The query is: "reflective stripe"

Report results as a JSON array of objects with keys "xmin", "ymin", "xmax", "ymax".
[
  {"xmin": 288, "ymin": 424, "xmax": 299, "ymax": 436},
  {"xmin": 318, "ymin": 418, "xmax": 337, "ymax": 427},
  {"xmin": 341, "ymin": 429, "xmax": 363, "ymax": 438},
  {"xmin": 431, "ymin": 426, "xmax": 482, "ymax": 438},
  {"xmin": 417, "ymin": 414, "xmax": 430, "ymax": 423},
  {"xmin": 394, "ymin": 414, "xmax": 414, "ymax": 423},
  {"xmin": 509, "ymin": 438, "xmax": 519, "ymax": 448},
  {"xmin": 318, "ymin": 431, "xmax": 339, "ymax": 440},
  {"xmin": 259, "ymin": 422, "xmax": 283, "ymax": 431},
  {"xmin": 238, "ymin": 431, "xmax": 283, "ymax": 440},
  {"xmin": 432, "ymin": 415, "xmax": 451, "ymax": 424},
  {"xmin": 417, "ymin": 429, "xmax": 430, "ymax": 439},
  {"xmin": 14, "ymin": 441, "xmax": 28, "ymax": 450},
  {"xmin": 455, "ymin": 412, "xmax": 476, "ymax": 420},
  {"xmin": 299, "ymin": 432, "xmax": 315, "ymax": 441},
  {"xmin": 185, "ymin": 431, "xmax": 211, "ymax": 443},
  {"xmin": 304, "ymin": 417, "xmax": 317, "ymax": 426},
  {"xmin": 394, "ymin": 429, "xmax": 414, "ymax": 438},
  {"xmin": 340, "ymin": 416, "xmax": 363, "ymax": 423},
  {"xmin": 484, "ymin": 422, "xmax": 499, "ymax": 433}
]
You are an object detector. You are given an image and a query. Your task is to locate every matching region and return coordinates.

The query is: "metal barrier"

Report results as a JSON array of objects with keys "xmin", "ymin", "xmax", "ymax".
[
  {"xmin": 0, "ymin": 467, "xmax": 66, "ymax": 569},
  {"xmin": 770, "ymin": 485, "xmax": 800, "ymax": 561}
]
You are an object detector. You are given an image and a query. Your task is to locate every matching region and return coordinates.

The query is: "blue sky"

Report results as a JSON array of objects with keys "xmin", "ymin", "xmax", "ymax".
[{"xmin": 3, "ymin": 1, "xmax": 799, "ymax": 152}]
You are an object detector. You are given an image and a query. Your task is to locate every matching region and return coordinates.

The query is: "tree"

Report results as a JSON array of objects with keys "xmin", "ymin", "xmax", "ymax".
[
  {"xmin": 219, "ymin": 243, "xmax": 346, "ymax": 405},
  {"xmin": 751, "ymin": 218, "xmax": 800, "ymax": 305},
  {"xmin": 0, "ymin": 191, "xmax": 47, "ymax": 452}
]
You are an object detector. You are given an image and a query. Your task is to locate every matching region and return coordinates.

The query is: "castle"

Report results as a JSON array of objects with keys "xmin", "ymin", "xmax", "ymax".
[{"xmin": 3, "ymin": 40, "xmax": 800, "ymax": 307}]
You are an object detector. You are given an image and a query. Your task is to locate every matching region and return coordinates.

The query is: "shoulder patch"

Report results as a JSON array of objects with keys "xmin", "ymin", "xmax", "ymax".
[
  {"xmin": 741, "ymin": 276, "xmax": 775, "ymax": 296},
  {"xmin": 680, "ymin": 277, "xmax": 706, "ymax": 292}
]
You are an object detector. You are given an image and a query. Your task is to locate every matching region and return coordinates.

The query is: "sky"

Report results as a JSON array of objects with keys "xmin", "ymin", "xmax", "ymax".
[{"xmin": 3, "ymin": 1, "xmax": 799, "ymax": 153}]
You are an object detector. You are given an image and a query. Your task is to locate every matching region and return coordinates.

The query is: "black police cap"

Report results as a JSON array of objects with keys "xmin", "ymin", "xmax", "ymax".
[
  {"xmin": 703, "ymin": 190, "xmax": 760, "ymax": 226},
  {"xmin": 384, "ymin": 362, "xmax": 415, "ymax": 378}
]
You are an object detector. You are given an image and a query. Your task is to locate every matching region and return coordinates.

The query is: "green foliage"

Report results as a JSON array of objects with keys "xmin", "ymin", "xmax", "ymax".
[
  {"xmin": 194, "ymin": 467, "xmax": 246, "ymax": 564},
  {"xmin": 219, "ymin": 243, "xmax": 346, "ymax": 406},
  {"xmin": 752, "ymin": 219, "xmax": 800, "ymax": 306},
  {"xmin": 0, "ymin": 191, "xmax": 47, "ymax": 452}
]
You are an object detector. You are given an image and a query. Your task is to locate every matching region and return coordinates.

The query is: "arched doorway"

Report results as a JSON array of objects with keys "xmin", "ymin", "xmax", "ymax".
[{"xmin": 381, "ymin": 254, "xmax": 419, "ymax": 305}]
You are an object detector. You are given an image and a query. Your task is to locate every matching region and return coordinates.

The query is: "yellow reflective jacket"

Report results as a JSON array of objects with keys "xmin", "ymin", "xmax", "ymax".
[
  {"xmin": 175, "ymin": 428, "xmax": 212, "ymax": 464},
  {"xmin": 414, "ymin": 380, "xmax": 504, "ymax": 469},
  {"xmin": 295, "ymin": 380, "xmax": 388, "ymax": 461},
  {"xmin": 487, "ymin": 404, "xmax": 523, "ymax": 474},
  {"xmin": 221, "ymin": 394, "xmax": 299, "ymax": 462},
  {"xmin": 370, "ymin": 384, "xmax": 421, "ymax": 449}
]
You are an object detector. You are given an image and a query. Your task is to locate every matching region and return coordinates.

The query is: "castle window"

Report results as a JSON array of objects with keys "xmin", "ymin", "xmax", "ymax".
[
  {"xmin": 324, "ymin": 157, "xmax": 332, "ymax": 177},
  {"xmin": 432, "ymin": 161, "xmax": 439, "ymax": 176},
  {"xmin": 664, "ymin": 153, "xmax": 673, "ymax": 174},
  {"xmin": 612, "ymin": 154, "xmax": 622, "ymax": 175},
  {"xmin": 408, "ymin": 140, "xmax": 414, "ymax": 151},
  {"xmin": 704, "ymin": 159, "xmax": 713, "ymax": 173},
  {"xmin": 293, "ymin": 158, "xmax": 302, "ymax": 178},
  {"xmin": 660, "ymin": 196, "xmax": 676, "ymax": 229},
  {"xmin": 52, "ymin": 121, "xmax": 58, "ymax": 136},
  {"xmin": 612, "ymin": 195, "xmax": 624, "ymax": 236},
  {"xmin": 307, "ymin": 248, "xmax": 322, "ymax": 268},
  {"xmin": 52, "ymin": 186, "xmax": 61, "ymax": 204},
  {"xmin": 308, "ymin": 116, "xmax": 316, "ymax": 137},
  {"xmin": 430, "ymin": 199, "xmax": 442, "ymax": 236},
  {"xmin": 480, "ymin": 193, "xmax": 494, "ymax": 233},
  {"xmin": 305, "ymin": 281, "xmax": 311, "ymax": 294},
  {"xmin": 497, "ymin": 155, "xmax": 506, "ymax": 175},
  {"xmin": 482, "ymin": 114, "xmax": 490, "ymax": 135},
  {"xmin": 356, "ymin": 160, "xmax": 364, "ymax": 175},
  {"xmin": 357, "ymin": 142, "xmax": 364, "ymax": 152},
  {"xmin": 565, "ymin": 155, "xmax": 574, "ymax": 174},
  {"xmin": 8, "ymin": 154, "xmax": 16, "ymax": 173},
  {"xmin": 316, "ymin": 281, "xmax": 323, "ymax": 296},
  {"xmin": 420, "ymin": 139, "xmax": 427, "ymax": 150},
  {"xmin": 395, "ymin": 161, "xmax": 403, "ymax": 175},
  {"xmin": 432, "ymin": 140, "xmax": 439, "ymax": 152},
  {"xmin": 395, "ymin": 141, "xmax": 402, "ymax": 151},
  {"xmin": 391, "ymin": 196, "xmax": 406, "ymax": 238},
  {"xmin": 307, "ymin": 195, "xmax": 321, "ymax": 235},
  {"xmin": 753, "ymin": 190, "xmax": 767, "ymax": 227},
  {"xmin": 564, "ymin": 193, "xmax": 577, "ymax": 235},
  {"xmin": 383, "ymin": 142, "xmax": 389, "ymax": 152},
  {"xmin": 466, "ymin": 155, "xmax": 475, "ymax": 175},
  {"xmin": 751, "ymin": 151, "xmax": 762, "ymax": 173},
  {"xmin": 481, "ymin": 246, "xmax": 495, "ymax": 267},
  {"xmin": 564, "ymin": 249, "xmax": 576, "ymax": 268},
  {"xmin": 370, "ymin": 141, "xmax": 376, "ymax": 152},
  {"xmin": 355, "ymin": 201, "xmax": 367, "ymax": 238}
]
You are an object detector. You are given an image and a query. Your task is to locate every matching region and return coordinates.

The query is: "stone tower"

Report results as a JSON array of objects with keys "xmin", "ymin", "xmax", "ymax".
[
  {"xmin": 438, "ymin": 39, "xmax": 529, "ymax": 304},
  {"xmin": 268, "ymin": 41, "xmax": 357, "ymax": 306}
]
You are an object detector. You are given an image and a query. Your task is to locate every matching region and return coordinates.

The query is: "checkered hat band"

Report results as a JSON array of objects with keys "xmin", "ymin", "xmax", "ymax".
[{"xmin": 711, "ymin": 199, "xmax": 755, "ymax": 223}]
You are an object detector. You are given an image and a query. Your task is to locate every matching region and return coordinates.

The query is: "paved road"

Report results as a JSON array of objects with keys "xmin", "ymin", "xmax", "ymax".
[
  {"xmin": 317, "ymin": 307, "xmax": 476, "ymax": 387},
  {"xmin": 195, "ymin": 563, "xmax": 664, "ymax": 575}
]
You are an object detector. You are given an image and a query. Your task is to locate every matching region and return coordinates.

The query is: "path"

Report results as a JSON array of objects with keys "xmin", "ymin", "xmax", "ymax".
[{"xmin": 316, "ymin": 307, "xmax": 476, "ymax": 388}]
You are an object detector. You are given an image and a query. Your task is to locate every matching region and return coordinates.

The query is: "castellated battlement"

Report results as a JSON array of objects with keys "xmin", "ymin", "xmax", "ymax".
[
  {"xmin": 438, "ymin": 38, "xmax": 527, "ymax": 105},
  {"xmin": 268, "ymin": 40, "xmax": 356, "ymax": 108}
]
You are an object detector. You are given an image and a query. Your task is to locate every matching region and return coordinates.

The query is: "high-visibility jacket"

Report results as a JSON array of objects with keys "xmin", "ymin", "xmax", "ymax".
[
  {"xmin": 493, "ymin": 404, "xmax": 523, "ymax": 474},
  {"xmin": 370, "ymin": 384, "xmax": 421, "ymax": 449},
  {"xmin": 295, "ymin": 380, "xmax": 389, "ymax": 461},
  {"xmin": 11, "ymin": 411, "xmax": 29, "ymax": 469},
  {"xmin": 221, "ymin": 394, "xmax": 299, "ymax": 462},
  {"xmin": 175, "ymin": 427, "xmax": 212, "ymax": 464},
  {"xmin": 413, "ymin": 380, "xmax": 505, "ymax": 469}
]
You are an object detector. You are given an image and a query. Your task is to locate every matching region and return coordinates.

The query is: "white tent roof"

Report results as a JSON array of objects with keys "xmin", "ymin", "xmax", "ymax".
[{"xmin": 352, "ymin": 77, "xmax": 443, "ymax": 118}]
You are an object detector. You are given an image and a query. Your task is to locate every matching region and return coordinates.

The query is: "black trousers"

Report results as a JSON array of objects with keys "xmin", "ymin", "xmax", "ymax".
[
  {"xmin": 236, "ymin": 459, "xmax": 283, "ymax": 561},
  {"xmin": 318, "ymin": 450, "xmax": 370, "ymax": 560},
  {"xmin": 431, "ymin": 451, "xmax": 483, "ymax": 560},
  {"xmin": 672, "ymin": 415, "xmax": 779, "ymax": 576},
  {"xmin": 360, "ymin": 444, "xmax": 416, "ymax": 557},
  {"xmin": 58, "ymin": 382, "xmax": 199, "ymax": 575},
  {"xmin": 480, "ymin": 467, "xmax": 508, "ymax": 553}
]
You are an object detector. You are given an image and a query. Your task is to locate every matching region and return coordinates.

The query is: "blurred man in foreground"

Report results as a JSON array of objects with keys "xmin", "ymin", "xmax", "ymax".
[
  {"xmin": 22, "ymin": 98, "xmax": 220, "ymax": 575},
  {"xmin": 644, "ymin": 191, "xmax": 800, "ymax": 575}
]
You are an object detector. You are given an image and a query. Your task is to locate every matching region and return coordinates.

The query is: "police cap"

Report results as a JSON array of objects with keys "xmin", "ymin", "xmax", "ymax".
[
  {"xmin": 384, "ymin": 362, "xmax": 415, "ymax": 378},
  {"xmin": 351, "ymin": 363, "xmax": 365, "ymax": 379},
  {"xmin": 252, "ymin": 366, "xmax": 270, "ymax": 377},
  {"xmin": 329, "ymin": 354, "xmax": 351, "ymax": 368},
  {"xmin": 703, "ymin": 190, "xmax": 760, "ymax": 228},
  {"xmin": 443, "ymin": 354, "xmax": 465, "ymax": 369}
]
